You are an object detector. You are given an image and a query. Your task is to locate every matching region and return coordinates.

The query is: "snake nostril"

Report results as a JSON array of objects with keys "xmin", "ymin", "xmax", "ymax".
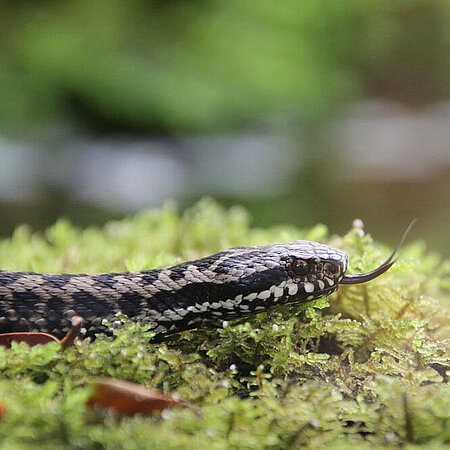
[{"xmin": 324, "ymin": 262, "xmax": 338, "ymax": 275}]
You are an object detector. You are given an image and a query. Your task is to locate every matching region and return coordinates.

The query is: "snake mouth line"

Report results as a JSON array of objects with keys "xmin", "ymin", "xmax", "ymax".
[{"xmin": 339, "ymin": 219, "xmax": 416, "ymax": 285}]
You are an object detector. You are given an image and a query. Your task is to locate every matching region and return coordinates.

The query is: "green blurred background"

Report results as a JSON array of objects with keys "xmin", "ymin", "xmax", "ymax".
[{"xmin": 0, "ymin": 0, "xmax": 449, "ymax": 254}]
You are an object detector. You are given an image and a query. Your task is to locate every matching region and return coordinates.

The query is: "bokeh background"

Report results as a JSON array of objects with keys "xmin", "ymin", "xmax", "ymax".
[{"xmin": 1, "ymin": 0, "xmax": 449, "ymax": 255}]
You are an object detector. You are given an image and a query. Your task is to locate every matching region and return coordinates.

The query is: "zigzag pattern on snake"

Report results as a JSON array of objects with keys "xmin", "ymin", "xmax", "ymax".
[{"xmin": 0, "ymin": 238, "xmax": 398, "ymax": 339}]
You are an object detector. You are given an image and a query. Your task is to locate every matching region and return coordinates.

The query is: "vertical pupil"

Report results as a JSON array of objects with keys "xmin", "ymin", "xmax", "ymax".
[{"xmin": 295, "ymin": 260, "xmax": 308, "ymax": 274}]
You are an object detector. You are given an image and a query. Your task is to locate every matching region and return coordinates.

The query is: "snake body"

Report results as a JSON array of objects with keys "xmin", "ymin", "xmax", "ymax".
[{"xmin": 0, "ymin": 241, "xmax": 349, "ymax": 338}]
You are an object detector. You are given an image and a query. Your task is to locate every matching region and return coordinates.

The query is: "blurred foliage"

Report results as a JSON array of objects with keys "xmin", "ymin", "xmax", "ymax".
[
  {"xmin": 1, "ymin": 0, "xmax": 449, "ymax": 133},
  {"xmin": 0, "ymin": 199, "xmax": 449, "ymax": 448}
]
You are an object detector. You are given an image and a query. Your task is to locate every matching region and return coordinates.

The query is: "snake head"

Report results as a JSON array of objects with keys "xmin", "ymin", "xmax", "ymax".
[
  {"xmin": 244, "ymin": 241, "xmax": 349, "ymax": 306},
  {"xmin": 259, "ymin": 219, "xmax": 415, "ymax": 306},
  {"xmin": 147, "ymin": 220, "xmax": 415, "ymax": 334}
]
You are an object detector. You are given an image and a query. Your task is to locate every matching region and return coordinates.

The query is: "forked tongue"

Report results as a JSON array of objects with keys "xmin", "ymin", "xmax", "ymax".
[{"xmin": 340, "ymin": 219, "xmax": 416, "ymax": 285}]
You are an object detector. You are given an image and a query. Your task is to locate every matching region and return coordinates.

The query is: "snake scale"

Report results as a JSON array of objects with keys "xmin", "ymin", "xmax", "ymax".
[{"xmin": 0, "ymin": 230, "xmax": 407, "ymax": 340}]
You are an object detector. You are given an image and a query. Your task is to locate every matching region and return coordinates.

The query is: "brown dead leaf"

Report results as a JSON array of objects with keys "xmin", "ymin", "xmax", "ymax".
[
  {"xmin": 0, "ymin": 402, "xmax": 5, "ymax": 419},
  {"xmin": 0, "ymin": 332, "xmax": 59, "ymax": 347},
  {"xmin": 87, "ymin": 377, "xmax": 186, "ymax": 415},
  {"xmin": 0, "ymin": 315, "xmax": 84, "ymax": 349}
]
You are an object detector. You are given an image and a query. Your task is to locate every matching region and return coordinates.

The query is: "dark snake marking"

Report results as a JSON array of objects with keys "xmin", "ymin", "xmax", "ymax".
[{"xmin": 0, "ymin": 238, "xmax": 400, "ymax": 339}]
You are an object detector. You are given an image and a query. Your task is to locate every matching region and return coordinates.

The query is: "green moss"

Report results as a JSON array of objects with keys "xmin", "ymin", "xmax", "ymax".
[{"xmin": 0, "ymin": 198, "xmax": 449, "ymax": 449}]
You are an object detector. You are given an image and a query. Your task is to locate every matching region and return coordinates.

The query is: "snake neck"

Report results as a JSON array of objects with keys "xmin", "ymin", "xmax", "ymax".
[{"xmin": 0, "ymin": 254, "xmax": 285, "ymax": 337}]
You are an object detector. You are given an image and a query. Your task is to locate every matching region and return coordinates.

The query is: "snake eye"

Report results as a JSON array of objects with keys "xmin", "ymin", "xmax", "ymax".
[{"xmin": 292, "ymin": 259, "xmax": 309, "ymax": 276}]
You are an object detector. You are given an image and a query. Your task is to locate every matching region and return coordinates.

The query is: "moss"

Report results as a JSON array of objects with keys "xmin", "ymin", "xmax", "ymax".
[{"xmin": 0, "ymin": 198, "xmax": 449, "ymax": 449}]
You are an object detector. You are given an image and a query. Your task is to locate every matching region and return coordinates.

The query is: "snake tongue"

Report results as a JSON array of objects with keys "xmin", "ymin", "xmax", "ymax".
[
  {"xmin": 339, "ymin": 218, "xmax": 416, "ymax": 285},
  {"xmin": 339, "ymin": 259, "xmax": 396, "ymax": 284}
]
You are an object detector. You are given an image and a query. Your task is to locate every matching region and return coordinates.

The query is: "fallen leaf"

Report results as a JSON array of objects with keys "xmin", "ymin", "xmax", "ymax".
[
  {"xmin": 0, "ymin": 332, "xmax": 59, "ymax": 347},
  {"xmin": 0, "ymin": 402, "xmax": 6, "ymax": 419},
  {"xmin": 87, "ymin": 378, "xmax": 186, "ymax": 415},
  {"xmin": 0, "ymin": 315, "xmax": 84, "ymax": 349}
]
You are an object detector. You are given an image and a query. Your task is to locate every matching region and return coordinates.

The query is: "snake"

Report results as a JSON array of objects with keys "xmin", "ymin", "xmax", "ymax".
[{"xmin": 0, "ymin": 223, "xmax": 413, "ymax": 339}]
